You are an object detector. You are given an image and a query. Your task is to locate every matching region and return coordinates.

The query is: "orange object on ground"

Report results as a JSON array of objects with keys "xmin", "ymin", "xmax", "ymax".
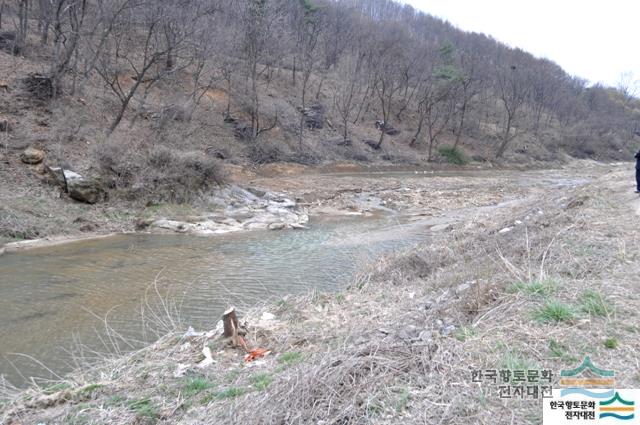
[{"xmin": 244, "ymin": 348, "xmax": 271, "ymax": 362}]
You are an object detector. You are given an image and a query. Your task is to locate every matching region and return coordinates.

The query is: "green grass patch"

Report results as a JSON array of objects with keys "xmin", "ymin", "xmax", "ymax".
[
  {"xmin": 580, "ymin": 290, "xmax": 612, "ymax": 317},
  {"xmin": 250, "ymin": 373, "xmax": 273, "ymax": 391},
  {"xmin": 211, "ymin": 387, "xmax": 247, "ymax": 401},
  {"xmin": 278, "ymin": 351, "xmax": 303, "ymax": 366},
  {"xmin": 509, "ymin": 279, "xmax": 557, "ymax": 296},
  {"xmin": 74, "ymin": 383, "xmax": 103, "ymax": 399},
  {"xmin": 394, "ymin": 388, "xmax": 411, "ymax": 413},
  {"xmin": 105, "ymin": 395, "xmax": 126, "ymax": 407},
  {"xmin": 438, "ymin": 146, "xmax": 467, "ymax": 165},
  {"xmin": 42, "ymin": 382, "xmax": 72, "ymax": 395},
  {"xmin": 183, "ymin": 377, "xmax": 214, "ymax": 396},
  {"xmin": 502, "ymin": 351, "xmax": 537, "ymax": 370},
  {"xmin": 604, "ymin": 337, "xmax": 619, "ymax": 349},
  {"xmin": 454, "ymin": 326, "xmax": 477, "ymax": 342},
  {"xmin": 225, "ymin": 369, "xmax": 241, "ymax": 383},
  {"xmin": 127, "ymin": 398, "xmax": 158, "ymax": 421},
  {"xmin": 533, "ymin": 300, "xmax": 575, "ymax": 323},
  {"xmin": 548, "ymin": 338, "xmax": 577, "ymax": 363}
]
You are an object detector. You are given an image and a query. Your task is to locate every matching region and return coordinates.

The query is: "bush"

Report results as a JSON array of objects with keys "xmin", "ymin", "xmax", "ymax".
[
  {"xmin": 94, "ymin": 140, "xmax": 139, "ymax": 187},
  {"xmin": 248, "ymin": 143, "xmax": 283, "ymax": 164},
  {"xmin": 95, "ymin": 142, "xmax": 225, "ymax": 203},
  {"xmin": 145, "ymin": 148, "xmax": 225, "ymax": 203},
  {"xmin": 438, "ymin": 146, "xmax": 467, "ymax": 165}
]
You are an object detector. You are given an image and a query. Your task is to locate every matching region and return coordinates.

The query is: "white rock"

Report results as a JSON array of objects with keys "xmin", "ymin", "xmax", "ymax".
[
  {"xmin": 63, "ymin": 170, "xmax": 83, "ymax": 182},
  {"xmin": 198, "ymin": 346, "xmax": 215, "ymax": 368},
  {"xmin": 261, "ymin": 312, "xmax": 276, "ymax": 321},
  {"xmin": 173, "ymin": 363, "xmax": 190, "ymax": 378},
  {"xmin": 498, "ymin": 227, "xmax": 512, "ymax": 234}
]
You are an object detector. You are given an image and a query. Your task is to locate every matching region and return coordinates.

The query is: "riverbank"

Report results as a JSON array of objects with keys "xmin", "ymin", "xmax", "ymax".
[
  {"xmin": 0, "ymin": 160, "xmax": 571, "ymax": 255},
  {"xmin": 2, "ymin": 161, "xmax": 638, "ymax": 424}
]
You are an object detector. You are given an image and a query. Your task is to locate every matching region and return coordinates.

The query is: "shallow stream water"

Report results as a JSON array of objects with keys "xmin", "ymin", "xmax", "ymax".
[{"xmin": 0, "ymin": 214, "xmax": 430, "ymax": 386}]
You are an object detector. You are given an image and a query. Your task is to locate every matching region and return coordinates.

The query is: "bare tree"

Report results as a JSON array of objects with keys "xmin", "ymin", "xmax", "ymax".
[
  {"xmin": 494, "ymin": 61, "xmax": 530, "ymax": 158},
  {"xmin": 94, "ymin": 1, "xmax": 198, "ymax": 133},
  {"xmin": 333, "ymin": 53, "xmax": 365, "ymax": 142},
  {"xmin": 618, "ymin": 71, "xmax": 639, "ymax": 103},
  {"xmin": 295, "ymin": 0, "xmax": 323, "ymax": 149},
  {"xmin": 370, "ymin": 24, "xmax": 410, "ymax": 149},
  {"xmin": 16, "ymin": 0, "xmax": 28, "ymax": 53},
  {"xmin": 237, "ymin": 0, "xmax": 282, "ymax": 140},
  {"xmin": 452, "ymin": 54, "xmax": 481, "ymax": 149},
  {"xmin": 49, "ymin": 0, "xmax": 87, "ymax": 97}
]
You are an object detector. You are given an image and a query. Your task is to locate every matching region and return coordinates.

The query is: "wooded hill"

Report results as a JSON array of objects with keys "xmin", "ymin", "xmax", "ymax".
[{"xmin": 1, "ymin": 0, "xmax": 639, "ymax": 179}]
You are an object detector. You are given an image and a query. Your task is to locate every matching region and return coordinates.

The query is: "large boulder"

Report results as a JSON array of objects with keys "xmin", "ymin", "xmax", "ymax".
[
  {"xmin": 45, "ymin": 167, "xmax": 83, "ymax": 191},
  {"xmin": 67, "ymin": 178, "xmax": 106, "ymax": 204},
  {"xmin": 20, "ymin": 147, "xmax": 45, "ymax": 164},
  {"xmin": 302, "ymin": 104, "xmax": 325, "ymax": 129},
  {"xmin": 375, "ymin": 120, "xmax": 399, "ymax": 135}
]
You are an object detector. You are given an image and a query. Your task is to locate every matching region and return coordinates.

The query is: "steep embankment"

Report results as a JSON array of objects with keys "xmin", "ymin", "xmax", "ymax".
[{"xmin": 2, "ymin": 162, "xmax": 638, "ymax": 424}]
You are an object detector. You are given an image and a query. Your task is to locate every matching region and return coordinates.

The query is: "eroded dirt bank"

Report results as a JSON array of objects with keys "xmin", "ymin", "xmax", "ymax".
[
  {"xmin": 0, "ymin": 160, "xmax": 598, "ymax": 254},
  {"xmin": 2, "ymin": 161, "xmax": 638, "ymax": 424}
]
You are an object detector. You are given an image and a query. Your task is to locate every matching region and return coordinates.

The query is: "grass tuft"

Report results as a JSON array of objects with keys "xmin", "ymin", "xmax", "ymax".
[
  {"xmin": 394, "ymin": 388, "xmax": 411, "ymax": 413},
  {"xmin": 183, "ymin": 377, "xmax": 214, "ymax": 396},
  {"xmin": 533, "ymin": 300, "xmax": 575, "ymax": 323},
  {"xmin": 213, "ymin": 387, "xmax": 247, "ymax": 400},
  {"xmin": 127, "ymin": 398, "xmax": 158, "ymax": 420},
  {"xmin": 580, "ymin": 290, "xmax": 612, "ymax": 317},
  {"xmin": 502, "ymin": 351, "xmax": 537, "ymax": 370},
  {"xmin": 454, "ymin": 326, "xmax": 477, "ymax": 342},
  {"xmin": 278, "ymin": 352, "xmax": 303, "ymax": 365},
  {"xmin": 548, "ymin": 339, "xmax": 577, "ymax": 363},
  {"xmin": 509, "ymin": 279, "xmax": 557, "ymax": 296},
  {"xmin": 250, "ymin": 373, "xmax": 273, "ymax": 391},
  {"xmin": 604, "ymin": 337, "xmax": 618, "ymax": 349}
]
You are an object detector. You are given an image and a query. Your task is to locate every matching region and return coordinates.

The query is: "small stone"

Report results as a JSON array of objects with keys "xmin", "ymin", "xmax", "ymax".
[
  {"xmin": 20, "ymin": 147, "xmax": 45, "ymax": 164},
  {"xmin": 441, "ymin": 324, "xmax": 456, "ymax": 336},
  {"xmin": 418, "ymin": 330, "xmax": 432, "ymax": 342},
  {"xmin": 455, "ymin": 283, "xmax": 471, "ymax": 295},
  {"xmin": 268, "ymin": 222, "xmax": 286, "ymax": 230},
  {"xmin": 498, "ymin": 227, "xmax": 512, "ymax": 234},
  {"xmin": 260, "ymin": 312, "xmax": 275, "ymax": 321}
]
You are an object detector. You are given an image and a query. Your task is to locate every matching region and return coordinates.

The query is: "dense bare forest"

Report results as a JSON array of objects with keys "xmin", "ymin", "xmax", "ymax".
[{"xmin": 1, "ymin": 0, "xmax": 639, "ymax": 197}]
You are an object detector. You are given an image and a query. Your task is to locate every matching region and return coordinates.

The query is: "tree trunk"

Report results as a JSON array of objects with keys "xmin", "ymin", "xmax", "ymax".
[
  {"xmin": 222, "ymin": 307, "xmax": 239, "ymax": 338},
  {"xmin": 496, "ymin": 115, "xmax": 513, "ymax": 158},
  {"xmin": 17, "ymin": 0, "xmax": 29, "ymax": 53},
  {"xmin": 222, "ymin": 306, "xmax": 246, "ymax": 348},
  {"xmin": 453, "ymin": 100, "xmax": 467, "ymax": 149},
  {"xmin": 292, "ymin": 57, "xmax": 296, "ymax": 85}
]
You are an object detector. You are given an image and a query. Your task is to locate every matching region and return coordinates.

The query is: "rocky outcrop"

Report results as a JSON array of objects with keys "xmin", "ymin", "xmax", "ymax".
[
  {"xmin": 45, "ymin": 166, "xmax": 106, "ymax": 204},
  {"xmin": 20, "ymin": 148, "xmax": 45, "ymax": 164},
  {"xmin": 302, "ymin": 104, "xmax": 325, "ymax": 129},
  {"xmin": 67, "ymin": 178, "xmax": 107, "ymax": 204},
  {"xmin": 375, "ymin": 120, "xmax": 399, "ymax": 135},
  {"xmin": 150, "ymin": 185, "xmax": 309, "ymax": 235}
]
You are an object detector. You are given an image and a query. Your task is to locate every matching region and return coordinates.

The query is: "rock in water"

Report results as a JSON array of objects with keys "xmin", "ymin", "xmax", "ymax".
[
  {"xmin": 67, "ymin": 178, "xmax": 106, "ymax": 204},
  {"xmin": 20, "ymin": 148, "xmax": 45, "ymax": 164}
]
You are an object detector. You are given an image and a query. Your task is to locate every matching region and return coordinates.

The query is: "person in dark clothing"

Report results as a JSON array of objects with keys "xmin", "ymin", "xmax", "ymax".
[{"xmin": 635, "ymin": 150, "xmax": 640, "ymax": 193}]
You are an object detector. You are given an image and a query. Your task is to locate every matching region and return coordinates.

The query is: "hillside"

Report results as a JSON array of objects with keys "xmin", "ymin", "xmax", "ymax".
[{"xmin": 0, "ymin": 1, "xmax": 639, "ymax": 243}]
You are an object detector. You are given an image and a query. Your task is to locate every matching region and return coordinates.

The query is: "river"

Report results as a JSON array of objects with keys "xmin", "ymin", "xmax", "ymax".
[{"xmin": 0, "ymin": 213, "xmax": 432, "ymax": 387}]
